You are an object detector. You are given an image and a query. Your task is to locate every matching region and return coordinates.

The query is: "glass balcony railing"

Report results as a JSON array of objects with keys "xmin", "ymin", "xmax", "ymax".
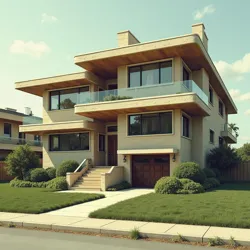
[
  {"xmin": 23, "ymin": 116, "xmax": 43, "ymax": 125},
  {"xmin": 78, "ymin": 80, "xmax": 208, "ymax": 105},
  {"xmin": 222, "ymin": 124, "xmax": 237, "ymax": 138},
  {"xmin": 0, "ymin": 136, "xmax": 42, "ymax": 147}
]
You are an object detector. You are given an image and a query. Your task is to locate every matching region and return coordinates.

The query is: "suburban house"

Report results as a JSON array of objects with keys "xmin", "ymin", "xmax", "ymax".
[
  {"xmin": 15, "ymin": 23, "xmax": 237, "ymax": 190},
  {"xmin": 0, "ymin": 107, "xmax": 42, "ymax": 160}
]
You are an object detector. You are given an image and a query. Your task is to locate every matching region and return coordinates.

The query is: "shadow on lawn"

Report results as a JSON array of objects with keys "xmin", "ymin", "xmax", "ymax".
[{"xmin": 212, "ymin": 182, "xmax": 250, "ymax": 191}]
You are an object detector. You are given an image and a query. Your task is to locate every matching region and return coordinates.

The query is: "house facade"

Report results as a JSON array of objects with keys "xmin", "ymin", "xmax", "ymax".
[{"xmin": 15, "ymin": 23, "xmax": 237, "ymax": 189}]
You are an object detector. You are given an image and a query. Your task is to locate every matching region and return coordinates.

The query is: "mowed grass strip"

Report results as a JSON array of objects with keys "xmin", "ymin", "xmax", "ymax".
[
  {"xmin": 90, "ymin": 183, "xmax": 250, "ymax": 228},
  {"xmin": 0, "ymin": 183, "xmax": 104, "ymax": 214}
]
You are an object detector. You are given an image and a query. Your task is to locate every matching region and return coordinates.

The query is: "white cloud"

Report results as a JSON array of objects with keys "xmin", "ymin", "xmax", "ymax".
[
  {"xmin": 244, "ymin": 110, "xmax": 250, "ymax": 115},
  {"xmin": 229, "ymin": 89, "xmax": 241, "ymax": 99},
  {"xmin": 193, "ymin": 5, "xmax": 215, "ymax": 20},
  {"xmin": 214, "ymin": 53, "xmax": 250, "ymax": 82},
  {"xmin": 229, "ymin": 89, "xmax": 250, "ymax": 102},
  {"xmin": 41, "ymin": 13, "xmax": 58, "ymax": 24},
  {"xmin": 10, "ymin": 40, "xmax": 50, "ymax": 58},
  {"xmin": 240, "ymin": 136, "xmax": 250, "ymax": 141}
]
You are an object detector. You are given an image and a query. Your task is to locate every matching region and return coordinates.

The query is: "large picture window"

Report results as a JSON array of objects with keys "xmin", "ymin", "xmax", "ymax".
[
  {"xmin": 128, "ymin": 61, "xmax": 172, "ymax": 87},
  {"xmin": 128, "ymin": 112, "xmax": 172, "ymax": 136},
  {"xmin": 49, "ymin": 133, "xmax": 89, "ymax": 151},
  {"xmin": 49, "ymin": 87, "xmax": 89, "ymax": 110}
]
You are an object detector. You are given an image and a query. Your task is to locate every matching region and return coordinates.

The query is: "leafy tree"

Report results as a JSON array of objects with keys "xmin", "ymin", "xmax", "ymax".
[
  {"xmin": 228, "ymin": 123, "xmax": 239, "ymax": 138},
  {"xmin": 60, "ymin": 98, "xmax": 75, "ymax": 109},
  {"xmin": 207, "ymin": 146, "xmax": 240, "ymax": 170},
  {"xmin": 5, "ymin": 145, "xmax": 41, "ymax": 180},
  {"xmin": 237, "ymin": 143, "xmax": 250, "ymax": 161}
]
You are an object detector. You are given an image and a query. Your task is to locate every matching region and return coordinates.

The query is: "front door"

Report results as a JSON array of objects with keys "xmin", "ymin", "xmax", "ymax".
[{"xmin": 108, "ymin": 135, "xmax": 118, "ymax": 166}]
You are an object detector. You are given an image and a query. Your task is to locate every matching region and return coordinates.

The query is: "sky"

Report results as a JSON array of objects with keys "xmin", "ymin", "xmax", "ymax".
[{"xmin": 0, "ymin": 0, "xmax": 249, "ymax": 147}]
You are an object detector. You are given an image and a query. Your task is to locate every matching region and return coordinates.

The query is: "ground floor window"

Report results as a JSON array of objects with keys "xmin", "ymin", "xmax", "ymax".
[
  {"xmin": 210, "ymin": 129, "xmax": 215, "ymax": 144},
  {"xmin": 49, "ymin": 132, "xmax": 89, "ymax": 151},
  {"xmin": 99, "ymin": 134, "xmax": 105, "ymax": 151},
  {"xmin": 219, "ymin": 136, "xmax": 224, "ymax": 147}
]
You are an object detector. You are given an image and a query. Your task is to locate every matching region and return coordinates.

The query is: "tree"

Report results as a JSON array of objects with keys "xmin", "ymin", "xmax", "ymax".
[
  {"xmin": 228, "ymin": 123, "xmax": 239, "ymax": 138},
  {"xmin": 237, "ymin": 143, "xmax": 250, "ymax": 162},
  {"xmin": 5, "ymin": 145, "xmax": 40, "ymax": 180},
  {"xmin": 60, "ymin": 98, "xmax": 75, "ymax": 109}
]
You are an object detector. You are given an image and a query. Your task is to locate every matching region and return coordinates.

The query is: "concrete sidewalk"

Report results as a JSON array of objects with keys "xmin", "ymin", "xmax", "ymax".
[{"xmin": 1, "ymin": 212, "xmax": 250, "ymax": 246}]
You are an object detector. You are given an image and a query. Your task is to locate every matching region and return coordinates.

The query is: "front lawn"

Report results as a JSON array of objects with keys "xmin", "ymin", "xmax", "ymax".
[
  {"xmin": 0, "ymin": 183, "xmax": 104, "ymax": 214},
  {"xmin": 90, "ymin": 183, "xmax": 250, "ymax": 228}
]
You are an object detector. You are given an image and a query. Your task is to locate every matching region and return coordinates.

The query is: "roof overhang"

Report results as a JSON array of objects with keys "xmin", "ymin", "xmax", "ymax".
[
  {"xmin": 0, "ymin": 113, "xmax": 23, "ymax": 123},
  {"xmin": 117, "ymin": 148, "xmax": 178, "ymax": 155},
  {"xmin": 15, "ymin": 71, "xmax": 105, "ymax": 97},
  {"xmin": 74, "ymin": 34, "xmax": 237, "ymax": 114}
]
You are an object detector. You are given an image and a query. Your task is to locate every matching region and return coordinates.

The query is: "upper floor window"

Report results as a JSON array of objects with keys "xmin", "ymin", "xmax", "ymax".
[
  {"xmin": 128, "ymin": 61, "xmax": 172, "ymax": 88},
  {"xmin": 4, "ymin": 123, "xmax": 11, "ymax": 137},
  {"xmin": 219, "ymin": 100, "xmax": 224, "ymax": 116},
  {"xmin": 183, "ymin": 67, "xmax": 190, "ymax": 81},
  {"xmin": 34, "ymin": 135, "xmax": 41, "ymax": 141},
  {"xmin": 182, "ymin": 115, "xmax": 190, "ymax": 138},
  {"xmin": 128, "ymin": 111, "xmax": 172, "ymax": 136},
  {"xmin": 210, "ymin": 129, "xmax": 214, "ymax": 144},
  {"xmin": 49, "ymin": 86, "xmax": 89, "ymax": 110},
  {"xmin": 209, "ymin": 87, "xmax": 213, "ymax": 104}
]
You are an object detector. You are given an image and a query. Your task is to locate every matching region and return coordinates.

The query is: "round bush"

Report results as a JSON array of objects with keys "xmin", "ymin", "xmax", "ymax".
[
  {"xmin": 173, "ymin": 162, "xmax": 206, "ymax": 184},
  {"xmin": 183, "ymin": 181, "xmax": 204, "ymax": 194},
  {"xmin": 179, "ymin": 178, "xmax": 194, "ymax": 186},
  {"xmin": 155, "ymin": 177, "xmax": 182, "ymax": 194},
  {"xmin": 203, "ymin": 168, "xmax": 216, "ymax": 178},
  {"xmin": 30, "ymin": 168, "xmax": 50, "ymax": 182},
  {"xmin": 211, "ymin": 168, "xmax": 221, "ymax": 179},
  {"xmin": 46, "ymin": 177, "xmax": 68, "ymax": 190},
  {"xmin": 46, "ymin": 167, "xmax": 56, "ymax": 180},
  {"xmin": 203, "ymin": 177, "xmax": 220, "ymax": 190},
  {"xmin": 56, "ymin": 160, "xmax": 79, "ymax": 177}
]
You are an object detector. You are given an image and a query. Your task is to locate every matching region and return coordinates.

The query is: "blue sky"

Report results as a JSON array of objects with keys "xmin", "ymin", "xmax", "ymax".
[{"xmin": 0, "ymin": 0, "xmax": 249, "ymax": 147}]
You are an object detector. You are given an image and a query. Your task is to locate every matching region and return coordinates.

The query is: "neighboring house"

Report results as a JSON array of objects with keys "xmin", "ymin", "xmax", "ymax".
[
  {"xmin": 15, "ymin": 23, "xmax": 237, "ymax": 189},
  {"xmin": 0, "ymin": 107, "xmax": 43, "ymax": 161}
]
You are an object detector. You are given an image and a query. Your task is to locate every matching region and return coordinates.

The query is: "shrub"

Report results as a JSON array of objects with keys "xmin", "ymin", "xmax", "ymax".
[
  {"xmin": 155, "ymin": 177, "xmax": 182, "ymax": 194},
  {"xmin": 207, "ymin": 146, "xmax": 240, "ymax": 170},
  {"xmin": 46, "ymin": 167, "xmax": 56, "ymax": 180},
  {"xmin": 203, "ymin": 177, "xmax": 220, "ymax": 190},
  {"xmin": 182, "ymin": 181, "xmax": 204, "ymax": 194},
  {"xmin": 211, "ymin": 168, "xmax": 221, "ymax": 179},
  {"xmin": 30, "ymin": 168, "xmax": 50, "ymax": 182},
  {"xmin": 179, "ymin": 178, "xmax": 194, "ymax": 186},
  {"xmin": 107, "ymin": 181, "xmax": 131, "ymax": 191},
  {"xmin": 46, "ymin": 177, "xmax": 68, "ymax": 190},
  {"xmin": 173, "ymin": 162, "xmax": 206, "ymax": 184},
  {"xmin": 203, "ymin": 168, "xmax": 216, "ymax": 178},
  {"xmin": 56, "ymin": 160, "xmax": 79, "ymax": 177},
  {"xmin": 5, "ymin": 145, "xmax": 40, "ymax": 180},
  {"xmin": 103, "ymin": 95, "xmax": 132, "ymax": 102},
  {"xmin": 130, "ymin": 228, "xmax": 141, "ymax": 240}
]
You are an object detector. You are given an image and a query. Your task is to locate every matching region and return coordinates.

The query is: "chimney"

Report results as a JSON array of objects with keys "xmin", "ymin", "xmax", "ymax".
[
  {"xmin": 5, "ymin": 107, "xmax": 17, "ymax": 112},
  {"xmin": 117, "ymin": 30, "xmax": 140, "ymax": 47},
  {"xmin": 192, "ymin": 23, "xmax": 208, "ymax": 51},
  {"xmin": 24, "ymin": 107, "xmax": 32, "ymax": 115}
]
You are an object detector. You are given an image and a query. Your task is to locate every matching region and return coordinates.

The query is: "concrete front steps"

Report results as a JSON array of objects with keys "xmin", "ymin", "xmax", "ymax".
[{"xmin": 71, "ymin": 166, "xmax": 111, "ymax": 191}]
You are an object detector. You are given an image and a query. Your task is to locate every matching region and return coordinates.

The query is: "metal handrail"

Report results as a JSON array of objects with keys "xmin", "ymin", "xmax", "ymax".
[{"xmin": 74, "ymin": 159, "xmax": 87, "ymax": 173}]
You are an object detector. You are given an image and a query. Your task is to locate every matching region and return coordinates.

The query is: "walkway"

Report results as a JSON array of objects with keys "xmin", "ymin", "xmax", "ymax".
[{"xmin": 46, "ymin": 188, "xmax": 153, "ymax": 217}]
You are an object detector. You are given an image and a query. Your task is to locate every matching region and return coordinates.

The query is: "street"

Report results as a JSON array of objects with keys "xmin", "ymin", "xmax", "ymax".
[{"xmin": 0, "ymin": 227, "xmax": 221, "ymax": 250}]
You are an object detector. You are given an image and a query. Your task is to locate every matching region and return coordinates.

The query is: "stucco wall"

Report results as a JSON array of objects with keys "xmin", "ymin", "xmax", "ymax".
[{"xmin": 0, "ymin": 119, "xmax": 20, "ymax": 138}]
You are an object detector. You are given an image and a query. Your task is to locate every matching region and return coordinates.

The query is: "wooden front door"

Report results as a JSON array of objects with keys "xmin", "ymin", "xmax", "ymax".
[{"xmin": 108, "ymin": 135, "xmax": 118, "ymax": 166}]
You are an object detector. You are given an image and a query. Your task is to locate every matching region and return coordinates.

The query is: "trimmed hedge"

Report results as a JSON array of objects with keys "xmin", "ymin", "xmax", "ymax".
[
  {"xmin": 107, "ymin": 181, "xmax": 131, "ymax": 191},
  {"xmin": 56, "ymin": 160, "xmax": 79, "ymax": 177},
  {"xmin": 203, "ymin": 177, "xmax": 220, "ymax": 190},
  {"xmin": 46, "ymin": 167, "xmax": 56, "ymax": 180},
  {"xmin": 181, "ymin": 181, "xmax": 204, "ymax": 194},
  {"xmin": 30, "ymin": 168, "xmax": 50, "ymax": 182},
  {"xmin": 203, "ymin": 168, "xmax": 216, "ymax": 178},
  {"xmin": 155, "ymin": 177, "xmax": 182, "ymax": 194},
  {"xmin": 173, "ymin": 162, "xmax": 206, "ymax": 184},
  {"xmin": 10, "ymin": 177, "xmax": 68, "ymax": 191}
]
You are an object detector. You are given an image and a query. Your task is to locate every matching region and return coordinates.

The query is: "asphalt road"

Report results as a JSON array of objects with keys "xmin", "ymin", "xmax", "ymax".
[{"xmin": 0, "ymin": 227, "xmax": 220, "ymax": 250}]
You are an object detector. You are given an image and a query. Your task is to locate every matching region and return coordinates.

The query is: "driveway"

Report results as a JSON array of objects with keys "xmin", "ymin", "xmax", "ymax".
[{"xmin": 46, "ymin": 188, "xmax": 153, "ymax": 217}]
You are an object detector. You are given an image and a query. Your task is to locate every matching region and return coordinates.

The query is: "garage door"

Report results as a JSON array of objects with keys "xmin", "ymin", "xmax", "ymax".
[{"xmin": 132, "ymin": 155, "xmax": 170, "ymax": 188}]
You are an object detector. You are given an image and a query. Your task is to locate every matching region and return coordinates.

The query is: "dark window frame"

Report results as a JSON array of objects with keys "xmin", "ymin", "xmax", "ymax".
[
  {"xmin": 49, "ymin": 86, "xmax": 90, "ymax": 111},
  {"xmin": 128, "ymin": 60, "xmax": 173, "ymax": 88},
  {"xmin": 107, "ymin": 125, "xmax": 118, "ymax": 133},
  {"xmin": 209, "ymin": 86, "xmax": 213, "ymax": 104},
  {"xmin": 128, "ymin": 111, "xmax": 173, "ymax": 136},
  {"xmin": 209, "ymin": 129, "xmax": 215, "ymax": 144},
  {"xmin": 4, "ymin": 123, "xmax": 11, "ymax": 137},
  {"xmin": 49, "ymin": 132, "xmax": 90, "ymax": 151},
  {"xmin": 98, "ymin": 134, "xmax": 105, "ymax": 152},
  {"xmin": 219, "ymin": 99, "xmax": 224, "ymax": 116},
  {"xmin": 182, "ymin": 115, "xmax": 190, "ymax": 138}
]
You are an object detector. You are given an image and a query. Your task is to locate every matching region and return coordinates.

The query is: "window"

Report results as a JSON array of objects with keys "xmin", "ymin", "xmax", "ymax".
[
  {"xmin": 210, "ymin": 130, "xmax": 214, "ymax": 144},
  {"xmin": 183, "ymin": 67, "xmax": 190, "ymax": 81},
  {"xmin": 182, "ymin": 115, "xmax": 190, "ymax": 138},
  {"xmin": 34, "ymin": 135, "xmax": 41, "ymax": 141},
  {"xmin": 209, "ymin": 87, "xmax": 213, "ymax": 104},
  {"xmin": 219, "ymin": 137, "xmax": 224, "ymax": 147},
  {"xmin": 99, "ymin": 134, "xmax": 105, "ymax": 151},
  {"xmin": 107, "ymin": 126, "xmax": 117, "ymax": 132},
  {"xmin": 219, "ymin": 100, "xmax": 224, "ymax": 116},
  {"xmin": 4, "ymin": 123, "xmax": 11, "ymax": 137},
  {"xmin": 19, "ymin": 132, "xmax": 26, "ymax": 144},
  {"xmin": 128, "ymin": 112, "xmax": 172, "ymax": 136},
  {"xmin": 128, "ymin": 61, "xmax": 172, "ymax": 87},
  {"xmin": 49, "ymin": 133, "xmax": 89, "ymax": 151},
  {"xmin": 49, "ymin": 87, "xmax": 89, "ymax": 110}
]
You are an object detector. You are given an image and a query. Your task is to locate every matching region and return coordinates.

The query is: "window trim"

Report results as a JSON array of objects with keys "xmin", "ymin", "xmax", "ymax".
[
  {"xmin": 209, "ymin": 129, "xmax": 215, "ymax": 144},
  {"xmin": 182, "ymin": 114, "xmax": 190, "ymax": 138},
  {"xmin": 128, "ymin": 59, "xmax": 173, "ymax": 88},
  {"xmin": 127, "ymin": 110, "xmax": 174, "ymax": 136},
  {"xmin": 98, "ymin": 133, "xmax": 106, "ymax": 152},
  {"xmin": 49, "ymin": 86, "xmax": 90, "ymax": 111},
  {"xmin": 49, "ymin": 132, "xmax": 90, "ymax": 152}
]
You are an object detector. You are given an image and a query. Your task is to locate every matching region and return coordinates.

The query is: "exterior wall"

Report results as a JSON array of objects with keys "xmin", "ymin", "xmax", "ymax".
[{"xmin": 0, "ymin": 119, "xmax": 20, "ymax": 138}]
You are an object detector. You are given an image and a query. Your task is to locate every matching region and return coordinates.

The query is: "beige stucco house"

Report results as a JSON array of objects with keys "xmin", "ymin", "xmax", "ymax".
[
  {"xmin": 15, "ymin": 23, "xmax": 237, "ymax": 190},
  {"xmin": 0, "ymin": 107, "xmax": 42, "ymax": 160}
]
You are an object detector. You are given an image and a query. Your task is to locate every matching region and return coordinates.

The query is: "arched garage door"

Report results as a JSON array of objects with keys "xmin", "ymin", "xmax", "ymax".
[{"xmin": 132, "ymin": 155, "xmax": 170, "ymax": 188}]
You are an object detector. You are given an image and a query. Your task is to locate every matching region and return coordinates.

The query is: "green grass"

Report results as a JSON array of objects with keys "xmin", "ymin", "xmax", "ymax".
[
  {"xmin": 90, "ymin": 183, "xmax": 250, "ymax": 228},
  {"xmin": 0, "ymin": 183, "xmax": 104, "ymax": 214}
]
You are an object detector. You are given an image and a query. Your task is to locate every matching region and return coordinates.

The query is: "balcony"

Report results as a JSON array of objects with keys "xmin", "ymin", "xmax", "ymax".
[
  {"xmin": 0, "ymin": 136, "xmax": 42, "ymax": 151},
  {"xmin": 221, "ymin": 124, "xmax": 237, "ymax": 144},
  {"xmin": 75, "ymin": 80, "xmax": 210, "ymax": 121}
]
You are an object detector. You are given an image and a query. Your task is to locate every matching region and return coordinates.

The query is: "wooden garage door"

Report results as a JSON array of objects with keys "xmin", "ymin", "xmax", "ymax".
[{"xmin": 132, "ymin": 155, "xmax": 170, "ymax": 188}]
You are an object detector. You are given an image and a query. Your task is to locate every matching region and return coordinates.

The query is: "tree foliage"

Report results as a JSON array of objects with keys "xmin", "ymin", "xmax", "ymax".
[{"xmin": 237, "ymin": 143, "xmax": 250, "ymax": 162}]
